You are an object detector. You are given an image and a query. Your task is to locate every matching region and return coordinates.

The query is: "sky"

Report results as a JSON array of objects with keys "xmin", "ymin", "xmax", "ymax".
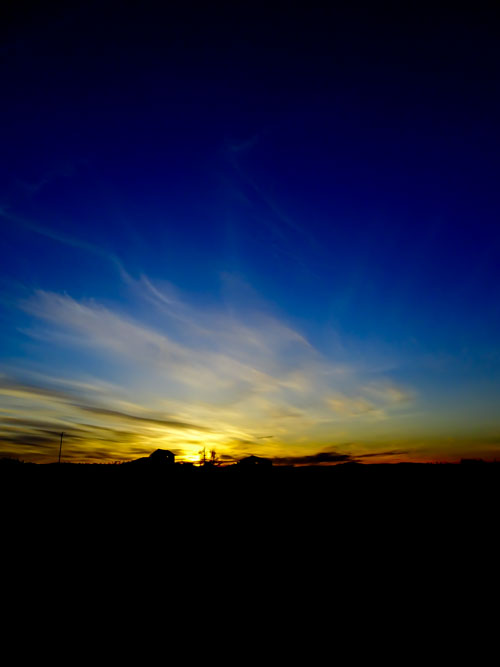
[{"xmin": 1, "ymin": 2, "xmax": 500, "ymax": 463}]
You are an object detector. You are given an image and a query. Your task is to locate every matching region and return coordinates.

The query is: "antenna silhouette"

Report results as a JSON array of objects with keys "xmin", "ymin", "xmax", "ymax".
[{"xmin": 58, "ymin": 432, "xmax": 64, "ymax": 464}]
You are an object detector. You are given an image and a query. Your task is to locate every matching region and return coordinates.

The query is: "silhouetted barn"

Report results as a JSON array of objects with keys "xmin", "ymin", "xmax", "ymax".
[
  {"xmin": 239, "ymin": 455, "xmax": 272, "ymax": 467},
  {"xmin": 125, "ymin": 449, "xmax": 175, "ymax": 465},
  {"xmin": 149, "ymin": 449, "xmax": 175, "ymax": 464}
]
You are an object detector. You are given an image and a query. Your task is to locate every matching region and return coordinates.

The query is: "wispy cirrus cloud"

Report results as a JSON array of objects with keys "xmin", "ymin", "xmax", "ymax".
[
  {"xmin": 0, "ymin": 210, "xmax": 132, "ymax": 283},
  {"xmin": 0, "ymin": 277, "xmax": 418, "ymax": 461},
  {"xmin": 326, "ymin": 381, "xmax": 413, "ymax": 419}
]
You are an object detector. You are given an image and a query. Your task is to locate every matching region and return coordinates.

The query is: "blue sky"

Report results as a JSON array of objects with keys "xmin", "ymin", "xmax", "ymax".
[{"xmin": 1, "ymin": 3, "xmax": 499, "ymax": 462}]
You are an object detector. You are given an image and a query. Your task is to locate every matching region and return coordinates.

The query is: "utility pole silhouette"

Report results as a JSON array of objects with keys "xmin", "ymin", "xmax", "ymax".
[{"xmin": 58, "ymin": 432, "xmax": 64, "ymax": 464}]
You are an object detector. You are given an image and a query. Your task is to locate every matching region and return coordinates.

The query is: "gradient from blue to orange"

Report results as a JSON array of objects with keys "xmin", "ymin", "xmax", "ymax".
[{"xmin": 1, "ymin": 4, "xmax": 499, "ymax": 463}]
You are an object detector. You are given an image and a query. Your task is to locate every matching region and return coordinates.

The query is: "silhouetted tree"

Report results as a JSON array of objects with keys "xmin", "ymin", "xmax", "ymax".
[{"xmin": 198, "ymin": 447, "xmax": 220, "ymax": 467}]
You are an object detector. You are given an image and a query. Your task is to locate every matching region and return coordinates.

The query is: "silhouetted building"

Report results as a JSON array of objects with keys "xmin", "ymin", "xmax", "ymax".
[
  {"xmin": 125, "ymin": 449, "xmax": 175, "ymax": 465},
  {"xmin": 149, "ymin": 449, "xmax": 175, "ymax": 464},
  {"xmin": 239, "ymin": 455, "xmax": 272, "ymax": 467}
]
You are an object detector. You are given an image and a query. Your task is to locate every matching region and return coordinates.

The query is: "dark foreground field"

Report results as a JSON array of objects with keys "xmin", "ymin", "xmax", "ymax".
[
  {"xmin": 2, "ymin": 460, "xmax": 497, "ymax": 550},
  {"xmin": 2, "ymin": 458, "xmax": 497, "ymax": 502}
]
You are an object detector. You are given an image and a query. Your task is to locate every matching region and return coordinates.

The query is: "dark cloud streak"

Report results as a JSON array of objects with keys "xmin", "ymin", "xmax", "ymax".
[
  {"xmin": 0, "ymin": 375, "xmax": 211, "ymax": 433},
  {"xmin": 71, "ymin": 404, "xmax": 211, "ymax": 432},
  {"xmin": 271, "ymin": 451, "xmax": 353, "ymax": 466}
]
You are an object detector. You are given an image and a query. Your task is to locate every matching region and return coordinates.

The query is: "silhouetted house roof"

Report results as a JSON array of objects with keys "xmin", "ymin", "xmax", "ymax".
[
  {"xmin": 239, "ymin": 455, "xmax": 272, "ymax": 467},
  {"xmin": 149, "ymin": 449, "xmax": 175, "ymax": 464},
  {"xmin": 125, "ymin": 449, "xmax": 175, "ymax": 465}
]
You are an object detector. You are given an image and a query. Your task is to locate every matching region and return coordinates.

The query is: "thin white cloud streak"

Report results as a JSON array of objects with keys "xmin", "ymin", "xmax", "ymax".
[{"xmin": 0, "ymin": 210, "xmax": 132, "ymax": 283}]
